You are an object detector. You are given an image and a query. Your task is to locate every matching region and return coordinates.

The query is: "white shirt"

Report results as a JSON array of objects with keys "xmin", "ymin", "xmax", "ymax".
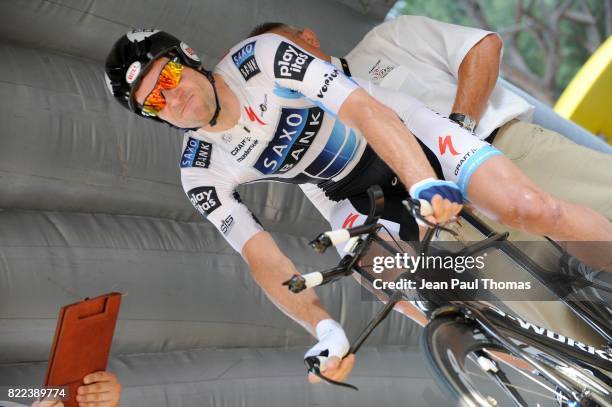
[{"xmin": 339, "ymin": 15, "xmax": 534, "ymax": 140}]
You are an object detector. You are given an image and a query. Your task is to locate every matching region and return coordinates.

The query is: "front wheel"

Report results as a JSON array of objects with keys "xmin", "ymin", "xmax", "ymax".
[{"xmin": 421, "ymin": 316, "xmax": 611, "ymax": 406}]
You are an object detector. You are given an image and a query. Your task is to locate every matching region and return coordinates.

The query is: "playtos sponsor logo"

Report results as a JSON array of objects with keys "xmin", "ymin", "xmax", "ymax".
[
  {"xmin": 488, "ymin": 305, "xmax": 612, "ymax": 362},
  {"xmin": 438, "ymin": 135, "xmax": 460, "ymax": 156},
  {"xmin": 254, "ymin": 107, "xmax": 323, "ymax": 174},
  {"xmin": 125, "ymin": 61, "xmax": 142, "ymax": 84},
  {"xmin": 232, "ymin": 41, "xmax": 260, "ymax": 81},
  {"xmin": 219, "ymin": 214, "xmax": 234, "ymax": 235},
  {"xmin": 244, "ymin": 106, "xmax": 266, "ymax": 125},
  {"xmin": 274, "ymin": 42, "xmax": 314, "ymax": 81},
  {"xmin": 316, "ymin": 69, "xmax": 340, "ymax": 99},
  {"xmin": 187, "ymin": 186, "xmax": 221, "ymax": 217},
  {"xmin": 180, "ymin": 137, "xmax": 212, "ymax": 168}
]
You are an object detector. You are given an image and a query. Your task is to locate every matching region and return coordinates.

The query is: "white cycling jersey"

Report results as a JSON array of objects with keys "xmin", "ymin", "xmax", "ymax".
[{"xmin": 180, "ymin": 34, "xmax": 500, "ymax": 253}]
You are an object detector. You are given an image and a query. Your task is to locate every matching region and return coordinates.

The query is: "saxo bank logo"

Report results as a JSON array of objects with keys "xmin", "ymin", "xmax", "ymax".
[{"xmin": 253, "ymin": 107, "xmax": 323, "ymax": 175}]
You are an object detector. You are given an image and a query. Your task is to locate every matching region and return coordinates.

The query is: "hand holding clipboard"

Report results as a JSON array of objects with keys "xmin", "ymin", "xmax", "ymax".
[
  {"xmin": 41, "ymin": 293, "xmax": 122, "ymax": 407},
  {"xmin": 33, "ymin": 371, "xmax": 120, "ymax": 406}
]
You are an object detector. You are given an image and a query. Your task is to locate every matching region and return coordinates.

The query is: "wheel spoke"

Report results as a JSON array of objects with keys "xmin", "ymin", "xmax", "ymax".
[
  {"xmin": 421, "ymin": 318, "xmax": 607, "ymax": 406},
  {"xmin": 478, "ymin": 351, "xmax": 568, "ymax": 402},
  {"xmin": 489, "ymin": 353, "xmax": 567, "ymax": 400}
]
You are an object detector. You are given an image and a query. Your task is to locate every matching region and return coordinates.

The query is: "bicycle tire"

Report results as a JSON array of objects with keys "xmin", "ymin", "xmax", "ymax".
[{"xmin": 421, "ymin": 316, "xmax": 612, "ymax": 407}]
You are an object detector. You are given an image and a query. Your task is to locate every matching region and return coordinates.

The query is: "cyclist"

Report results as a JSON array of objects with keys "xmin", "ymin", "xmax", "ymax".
[{"xmin": 104, "ymin": 29, "xmax": 612, "ymax": 384}]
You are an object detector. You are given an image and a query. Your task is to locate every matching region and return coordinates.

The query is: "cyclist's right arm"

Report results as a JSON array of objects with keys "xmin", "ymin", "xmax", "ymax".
[
  {"xmin": 242, "ymin": 229, "xmax": 354, "ymax": 383},
  {"xmin": 242, "ymin": 231, "xmax": 332, "ymax": 335},
  {"xmin": 180, "ymin": 135, "xmax": 352, "ymax": 381}
]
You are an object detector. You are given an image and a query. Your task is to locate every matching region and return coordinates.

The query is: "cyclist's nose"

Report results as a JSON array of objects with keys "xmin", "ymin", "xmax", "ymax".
[{"xmin": 161, "ymin": 86, "xmax": 182, "ymax": 109}]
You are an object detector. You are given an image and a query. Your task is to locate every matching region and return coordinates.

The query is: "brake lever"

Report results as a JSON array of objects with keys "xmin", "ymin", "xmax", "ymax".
[
  {"xmin": 282, "ymin": 274, "xmax": 307, "ymax": 293},
  {"xmin": 310, "ymin": 233, "xmax": 333, "ymax": 253},
  {"xmin": 304, "ymin": 356, "xmax": 358, "ymax": 391}
]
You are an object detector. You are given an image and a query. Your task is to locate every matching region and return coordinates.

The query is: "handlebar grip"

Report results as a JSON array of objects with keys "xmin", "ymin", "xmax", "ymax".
[
  {"xmin": 283, "ymin": 271, "xmax": 324, "ymax": 292},
  {"xmin": 303, "ymin": 272, "xmax": 323, "ymax": 288},
  {"xmin": 323, "ymin": 229, "xmax": 351, "ymax": 246}
]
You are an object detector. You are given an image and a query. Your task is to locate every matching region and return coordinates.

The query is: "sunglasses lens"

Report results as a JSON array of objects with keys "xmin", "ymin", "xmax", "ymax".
[{"xmin": 142, "ymin": 59, "xmax": 183, "ymax": 116}]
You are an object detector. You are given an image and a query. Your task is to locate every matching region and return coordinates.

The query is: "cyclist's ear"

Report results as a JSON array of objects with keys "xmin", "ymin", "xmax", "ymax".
[{"xmin": 299, "ymin": 28, "xmax": 320, "ymax": 49}]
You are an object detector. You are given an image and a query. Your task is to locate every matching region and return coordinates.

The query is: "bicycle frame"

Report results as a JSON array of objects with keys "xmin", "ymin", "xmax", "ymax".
[
  {"xmin": 351, "ymin": 234, "xmax": 612, "ymax": 373},
  {"xmin": 474, "ymin": 302, "xmax": 612, "ymax": 373},
  {"xmin": 461, "ymin": 210, "xmax": 612, "ymax": 345},
  {"xmin": 358, "ymin": 223, "xmax": 611, "ymax": 403},
  {"xmin": 286, "ymin": 186, "xmax": 612, "ymax": 400}
]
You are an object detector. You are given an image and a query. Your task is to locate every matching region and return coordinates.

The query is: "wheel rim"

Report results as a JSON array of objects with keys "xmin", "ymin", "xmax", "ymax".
[{"xmin": 422, "ymin": 318, "xmax": 602, "ymax": 406}]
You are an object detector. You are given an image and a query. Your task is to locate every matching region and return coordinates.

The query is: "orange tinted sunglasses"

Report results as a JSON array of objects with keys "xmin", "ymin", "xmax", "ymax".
[{"xmin": 141, "ymin": 58, "xmax": 184, "ymax": 117}]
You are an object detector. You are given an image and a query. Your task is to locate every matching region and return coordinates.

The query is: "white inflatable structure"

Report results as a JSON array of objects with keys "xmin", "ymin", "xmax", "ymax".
[{"xmin": 0, "ymin": 1, "xmax": 607, "ymax": 406}]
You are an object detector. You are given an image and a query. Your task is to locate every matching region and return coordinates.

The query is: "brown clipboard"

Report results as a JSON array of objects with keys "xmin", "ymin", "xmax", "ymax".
[{"xmin": 44, "ymin": 293, "xmax": 122, "ymax": 406}]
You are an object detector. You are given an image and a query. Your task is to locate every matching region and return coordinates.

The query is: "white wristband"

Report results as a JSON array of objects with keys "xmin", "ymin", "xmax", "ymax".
[
  {"xmin": 305, "ymin": 319, "xmax": 350, "ymax": 362},
  {"xmin": 315, "ymin": 319, "xmax": 343, "ymax": 340},
  {"xmin": 409, "ymin": 177, "xmax": 437, "ymax": 199}
]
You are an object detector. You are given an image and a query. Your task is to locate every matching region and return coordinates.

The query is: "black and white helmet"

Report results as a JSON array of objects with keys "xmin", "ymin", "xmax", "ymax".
[{"xmin": 104, "ymin": 29, "xmax": 206, "ymax": 120}]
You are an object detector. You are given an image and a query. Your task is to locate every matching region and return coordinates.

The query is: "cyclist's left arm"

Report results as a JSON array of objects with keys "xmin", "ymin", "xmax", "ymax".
[
  {"xmin": 255, "ymin": 34, "xmax": 462, "ymax": 222},
  {"xmin": 336, "ymin": 87, "xmax": 463, "ymax": 223},
  {"xmin": 338, "ymin": 89, "xmax": 439, "ymax": 192}
]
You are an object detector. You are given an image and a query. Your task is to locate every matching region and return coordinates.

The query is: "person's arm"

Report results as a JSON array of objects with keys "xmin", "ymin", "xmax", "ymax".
[
  {"xmin": 379, "ymin": 16, "xmax": 502, "ymax": 126},
  {"xmin": 256, "ymin": 34, "xmax": 462, "ymax": 222},
  {"xmin": 338, "ymin": 88, "xmax": 461, "ymax": 222},
  {"xmin": 242, "ymin": 231, "xmax": 354, "ymax": 383},
  {"xmin": 338, "ymin": 88, "xmax": 437, "ymax": 189},
  {"xmin": 242, "ymin": 231, "xmax": 330, "ymax": 335},
  {"xmin": 451, "ymin": 33, "xmax": 503, "ymax": 123},
  {"xmin": 180, "ymin": 136, "xmax": 353, "ymax": 382}
]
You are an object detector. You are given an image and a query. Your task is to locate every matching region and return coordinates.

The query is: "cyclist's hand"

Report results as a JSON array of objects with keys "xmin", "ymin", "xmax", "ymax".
[
  {"xmin": 409, "ymin": 178, "xmax": 463, "ymax": 224},
  {"xmin": 428, "ymin": 194, "xmax": 462, "ymax": 224},
  {"xmin": 304, "ymin": 319, "xmax": 350, "ymax": 384},
  {"xmin": 308, "ymin": 354, "xmax": 355, "ymax": 384},
  {"xmin": 75, "ymin": 371, "xmax": 121, "ymax": 407}
]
